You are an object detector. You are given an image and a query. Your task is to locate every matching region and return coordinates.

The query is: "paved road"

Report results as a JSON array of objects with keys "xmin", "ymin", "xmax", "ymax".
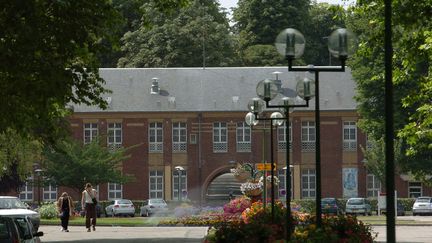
[
  {"xmin": 39, "ymin": 225, "xmax": 209, "ymax": 243},
  {"xmin": 373, "ymin": 226, "xmax": 432, "ymax": 243}
]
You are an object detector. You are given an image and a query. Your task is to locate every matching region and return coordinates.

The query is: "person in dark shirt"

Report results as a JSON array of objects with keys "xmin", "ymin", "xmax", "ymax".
[{"xmin": 57, "ymin": 192, "xmax": 74, "ymax": 232}]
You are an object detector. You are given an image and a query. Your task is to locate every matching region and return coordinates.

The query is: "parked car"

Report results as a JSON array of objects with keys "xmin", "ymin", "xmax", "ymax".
[
  {"xmin": 0, "ymin": 216, "xmax": 21, "ymax": 243},
  {"xmin": 412, "ymin": 197, "xmax": 432, "ymax": 216},
  {"xmin": 0, "ymin": 196, "xmax": 40, "ymax": 232},
  {"xmin": 321, "ymin": 198, "xmax": 344, "ymax": 215},
  {"xmin": 345, "ymin": 198, "xmax": 372, "ymax": 216},
  {"xmin": 0, "ymin": 215, "xmax": 43, "ymax": 243},
  {"xmin": 140, "ymin": 199, "xmax": 169, "ymax": 217},
  {"xmin": 105, "ymin": 199, "xmax": 135, "ymax": 217}
]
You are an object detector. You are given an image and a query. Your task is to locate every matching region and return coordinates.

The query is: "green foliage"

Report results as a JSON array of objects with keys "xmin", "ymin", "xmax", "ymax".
[
  {"xmin": 0, "ymin": 129, "xmax": 42, "ymax": 193},
  {"xmin": 0, "ymin": 0, "xmax": 120, "ymax": 141},
  {"xmin": 42, "ymin": 137, "xmax": 136, "ymax": 193},
  {"xmin": 118, "ymin": 0, "xmax": 237, "ymax": 67},
  {"xmin": 242, "ymin": 45, "xmax": 285, "ymax": 66},
  {"xmin": 39, "ymin": 202, "xmax": 58, "ymax": 219},
  {"xmin": 361, "ymin": 137, "xmax": 404, "ymax": 186},
  {"xmin": 349, "ymin": 0, "xmax": 432, "ymax": 180}
]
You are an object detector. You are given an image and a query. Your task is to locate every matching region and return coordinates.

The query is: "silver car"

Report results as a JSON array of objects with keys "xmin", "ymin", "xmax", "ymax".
[
  {"xmin": 345, "ymin": 197, "xmax": 372, "ymax": 216},
  {"xmin": 412, "ymin": 197, "xmax": 432, "ymax": 216},
  {"xmin": 140, "ymin": 199, "xmax": 168, "ymax": 217},
  {"xmin": 105, "ymin": 199, "xmax": 135, "ymax": 217},
  {"xmin": 0, "ymin": 196, "xmax": 40, "ymax": 232}
]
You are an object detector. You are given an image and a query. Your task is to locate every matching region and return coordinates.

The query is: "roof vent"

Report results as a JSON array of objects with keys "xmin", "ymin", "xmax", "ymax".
[{"xmin": 150, "ymin": 77, "xmax": 160, "ymax": 95}]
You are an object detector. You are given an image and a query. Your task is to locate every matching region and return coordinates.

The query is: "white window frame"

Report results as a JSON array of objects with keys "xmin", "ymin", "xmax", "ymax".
[
  {"xmin": 278, "ymin": 121, "xmax": 292, "ymax": 151},
  {"xmin": 236, "ymin": 122, "xmax": 251, "ymax": 152},
  {"xmin": 43, "ymin": 184, "xmax": 57, "ymax": 201},
  {"xmin": 172, "ymin": 170, "xmax": 187, "ymax": 200},
  {"xmin": 301, "ymin": 121, "xmax": 315, "ymax": 151},
  {"xmin": 107, "ymin": 122, "xmax": 122, "ymax": 149},
  {"xmin": 172, "ymin": 122, "xmax": 187, "ymax": 152},
  {"xmin": 343, "ymin": 121, "xmax": 357, "ymax": 151},
  {"xmin": 366, "ymin": 173, "xmax": 381, "ymax": 198},
  {"xmin": 301, "ymin": 169, "xmax": 316, "ymax": 198},
  {"xmin": 213, "ymin": 122, "xmax": 227, "ymax": 152},
  {"xmin": 84, "ymin": 123, "xmax": 98, "ymax": 144},
  {"xmin": 149, "ymin": 122, "xmax": 163, "ymax": 152},
  {"xmin": 149, "ymin": 170, "xmax": 164, "ymax": 199},
  {"xmin": 19, "ymin": 180, "xmax": 33, "ymax": 201},
  {"xmin": 408, "ymin": 182, "xmax": 422, "ymax": 198},
  {"xmin": 108, "ymin": 183, "xmax": 122, "ymax": 200}
]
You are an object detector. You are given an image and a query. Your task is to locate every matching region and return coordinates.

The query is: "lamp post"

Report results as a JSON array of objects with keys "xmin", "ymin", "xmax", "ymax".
[
  {"xmin": 275, "ymin": 28, "xmax": 358, "ymax": 228},
  {"xmin": 34, "ymin": 168, "xmax": 43, "ymax": 206},
  {"xmin": 246, "ymin": 76, "xmax": 312, "ymax": 239},
  {"xmin": 175, "ymin": 166, "xmax": 185, "ymax": 202}
]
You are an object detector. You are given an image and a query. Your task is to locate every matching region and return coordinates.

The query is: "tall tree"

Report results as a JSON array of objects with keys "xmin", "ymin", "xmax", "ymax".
[
  {"xmin": 43, "ymin": 138, "xmax": 136, "ymax": 194},
  {"xmin": 348, "ymin": 1, "xmax": 432, "ymax": 182},
  {"xmin": 0, "ymin": 129, "xmax": 42, "ymax": 193},
  {"xmin": 118, "ymin": 0, "xmax": 237, "ymax": 67},
  {"xmin": 232, "ymin": 0, "xmax": 310, "ymax": 64}
]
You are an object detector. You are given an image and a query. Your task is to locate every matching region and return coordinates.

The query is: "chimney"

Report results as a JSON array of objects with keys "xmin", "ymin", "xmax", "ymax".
[{"xmin": 150, "ymin": 77, "xmax": 160, "ymax": 95}]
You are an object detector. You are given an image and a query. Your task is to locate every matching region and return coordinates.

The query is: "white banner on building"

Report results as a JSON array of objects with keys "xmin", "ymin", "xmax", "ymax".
[{"xmin": 343, "ymin": 168, "xmax": 358, "ymax": 198}]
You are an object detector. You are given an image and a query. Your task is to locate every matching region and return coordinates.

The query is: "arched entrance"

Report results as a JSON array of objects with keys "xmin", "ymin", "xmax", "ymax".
[{"xmin": 205, "ymin": 172, "xmax": 242, "ymax": 205}]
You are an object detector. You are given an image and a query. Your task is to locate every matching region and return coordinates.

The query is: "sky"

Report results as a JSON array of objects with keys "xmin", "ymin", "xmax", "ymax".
[{"xmin": 219, "ymin": 0, "xmax": 356, "ymax": 11}]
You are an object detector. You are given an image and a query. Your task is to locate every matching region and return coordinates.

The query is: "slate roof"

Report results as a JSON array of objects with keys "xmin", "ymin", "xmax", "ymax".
[{"xmin": 73, "ymin": 67, "xmax": 357, "ymax": 113}]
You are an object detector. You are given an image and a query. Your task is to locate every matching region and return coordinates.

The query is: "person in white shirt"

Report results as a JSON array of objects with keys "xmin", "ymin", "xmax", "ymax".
[{"xmin": 81, "ymin": 183, "xmax": 97, "ymax": 232}]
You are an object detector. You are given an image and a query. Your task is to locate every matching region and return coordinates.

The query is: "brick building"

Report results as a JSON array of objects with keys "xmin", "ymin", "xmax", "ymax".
[{"xmin": 18, "ymin": 67, "xmax": 431, "ymax": 204}]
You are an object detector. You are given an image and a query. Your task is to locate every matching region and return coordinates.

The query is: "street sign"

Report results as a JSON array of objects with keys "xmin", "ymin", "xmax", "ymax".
[{"xmin": 256, "ymin": 163, "xmax": 276, "ymax": 171}]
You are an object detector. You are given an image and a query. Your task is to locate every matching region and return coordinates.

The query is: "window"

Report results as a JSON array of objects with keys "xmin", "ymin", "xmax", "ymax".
[
  {"xmin": 213, "ymin": 122, "xmax": 227, "ymax": 152},
  {"xmin": 108, "ymin": 183, "xmax": 122, "ymax": 199},
  {"xmin": 365, "ymin": 135, "xmax": 373, "ymax": 150},
  {"xmin": 19, "ymin": 181, "xmax": 33, "ymax": 201},
  {"xmin": 409, "ymin": 182, "xmax": 422, "ymax": 198},
  {"xmin": 236, "ymin": 122, "xmax": 251, "ymax": 152},
  {"xmin": 301, "ymin": 169, "xmax": 316, "ymax": 198},
  {"xmin": 149, "ymin": 122, "xmax": 163, "ymax": 152},
  {"xmin": 172, "ymin": 122, "xmax": 187, "ymax": 152},
  {"xmin": 278, "ymin": 121, "xmax": 292, "ymax": 151},
  {"xmin": 107, "ymin": 122, "xmax": 122, "ymax": 149},
  {"xmin": 43, "ymin": 184, "xmax": 57, "ymax": 201},
  {"xmin": 301, "ymin": 121, "xmax": 315, "ymax": 151},
  {"xmin": 84, "ymin": 123, "xmax": 98, "ymax": 144},
  {"xmin": 149, "ymin": 170, "xmax": 164, "ymax": 199},
  {"xmin": 343, "ymin": 121, "xmax": 357, "ymax": 151},
  {"xmin": 172, "ymin": 170, "xmax": 187, "ymax": 200},
  {"xmin": 366, "ymin": 174, "xmax": 381, "ymax": 198}
]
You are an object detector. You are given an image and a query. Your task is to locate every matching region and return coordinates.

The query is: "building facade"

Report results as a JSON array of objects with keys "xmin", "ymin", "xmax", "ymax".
[{"xmin": 18, "ymin": 67, "xmax": 431, "ymax": 203}]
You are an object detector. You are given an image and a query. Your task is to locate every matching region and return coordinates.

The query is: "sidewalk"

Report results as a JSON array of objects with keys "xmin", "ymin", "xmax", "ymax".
[{"xmin": 39, "ymin": 225, "xmax": 209, "ymax": 243}]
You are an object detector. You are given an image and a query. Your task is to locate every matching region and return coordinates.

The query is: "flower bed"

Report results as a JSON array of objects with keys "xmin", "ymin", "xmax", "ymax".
[{"xmin": 159, "ymin": 196, "xmax": 377, "ymax": 242}]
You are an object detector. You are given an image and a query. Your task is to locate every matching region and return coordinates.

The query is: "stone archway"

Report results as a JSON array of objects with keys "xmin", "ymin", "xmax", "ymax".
[{"xmin": 205, "ymin": 172, "xmax": 243, "ymax": 206}]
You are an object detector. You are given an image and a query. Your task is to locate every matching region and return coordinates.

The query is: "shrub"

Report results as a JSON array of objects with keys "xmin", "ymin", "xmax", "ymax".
[{"xmin": 39, "ymin": 202, "xmax": 58, "ymax": 219}]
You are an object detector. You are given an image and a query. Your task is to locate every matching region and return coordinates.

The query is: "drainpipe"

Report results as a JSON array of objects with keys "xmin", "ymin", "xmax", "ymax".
[{"xmin": 198, "ymin": 113, "xmax": 203, "ymax": 207}]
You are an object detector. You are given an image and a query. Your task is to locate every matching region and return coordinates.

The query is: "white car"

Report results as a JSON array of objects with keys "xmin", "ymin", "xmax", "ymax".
[
  {"xmin": 412, "ymin": 197, "xmax": 432, "ymax": 216},
  {"xmin": 140, "ymin": 199, "xmax": 169, "ymax": 217},
  {"xmin": 0, "ymin": 196, "xmax": 40, "ymax": 232},
  {"xmin": 105, "ymin": 199, "xmax": 135, "ymax": 217}
]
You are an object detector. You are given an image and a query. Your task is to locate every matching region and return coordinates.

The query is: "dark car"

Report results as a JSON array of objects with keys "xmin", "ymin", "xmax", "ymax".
[
  {"xmin": 75, "ymin": 204, "xmax": 102, "ymax": 218},
  {"xmin": 0, "ymin": 216, "xmax": 20, "ymax": 243},
  {"xmin": 321, "ymin": 198, "xmax": 344, "ymax": 215}
]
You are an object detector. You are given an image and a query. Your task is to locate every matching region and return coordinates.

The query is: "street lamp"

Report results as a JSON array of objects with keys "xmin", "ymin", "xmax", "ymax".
[
  {"xmin": 34, "ymin": 168, "xmax": 43, "ymax": 206},
  {"xmin": 246, "ymin": 74, "xmax": 312, "ymax": 239},
  {"xmin": 275, "ymin": 27, "xmax": 358, "ymax": 228},
  {"xmin": 174, "ymin": 166, "xmax": 185, "ymax": 202}
]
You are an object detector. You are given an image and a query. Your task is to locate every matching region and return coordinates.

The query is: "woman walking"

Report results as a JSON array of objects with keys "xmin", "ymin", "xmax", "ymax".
[
  {"xmin": 57, "ymin": 192, "xmax": 74, "ymax": 232},
  {"xmin": 81, "ymin": 183, "xmax": 98, "ymax": 232}
]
